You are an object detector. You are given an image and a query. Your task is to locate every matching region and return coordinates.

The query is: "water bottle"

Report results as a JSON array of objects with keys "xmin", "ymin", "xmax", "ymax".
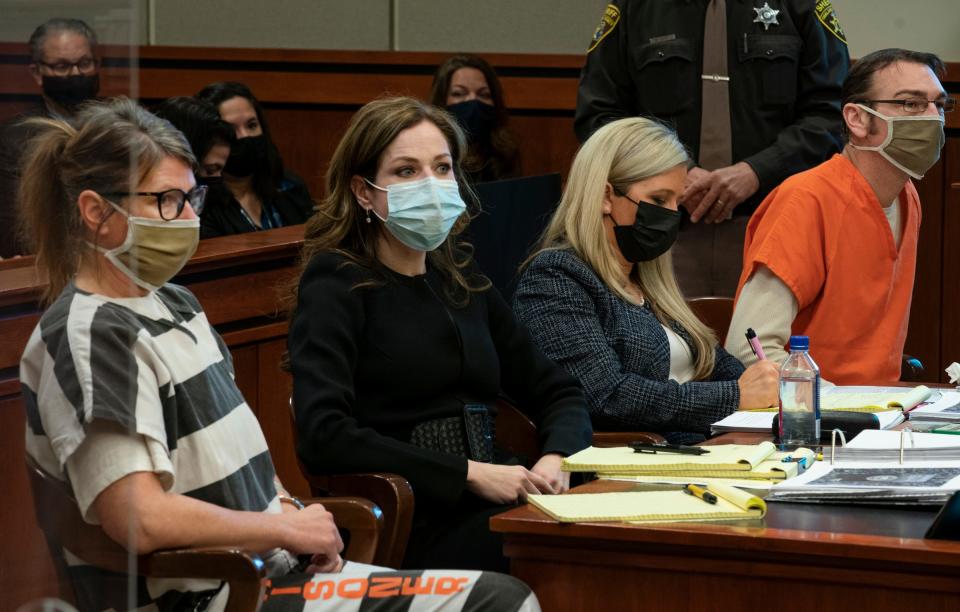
[{"xmin": 778, "ymin": 335, "xmax": 820, "ymax": 448}]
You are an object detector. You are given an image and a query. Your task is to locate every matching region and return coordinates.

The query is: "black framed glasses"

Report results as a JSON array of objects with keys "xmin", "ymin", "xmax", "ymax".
[
  {"xmin": 856, "ymin": 97, "xmax": 956, "ymax": 114},
  {"xmin": 37, "ymin": 58, "xmax": 99, "ymax": 76},
  {"xmin": 103, "ymin": 186, "xmax": 208, "ymax": 220}
]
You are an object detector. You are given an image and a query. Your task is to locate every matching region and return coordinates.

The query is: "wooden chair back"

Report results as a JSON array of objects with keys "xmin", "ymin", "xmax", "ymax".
[
  {"xmin": 26, "ymin": 455, "xmax": 266, "ymax": 612},
  {"xmin": 686, "ymin": 296, "xmax": 735, "ymax": 346},
  {"xmin": 289, "ymin": 400, "xmax": 414, "ymax": 569}
]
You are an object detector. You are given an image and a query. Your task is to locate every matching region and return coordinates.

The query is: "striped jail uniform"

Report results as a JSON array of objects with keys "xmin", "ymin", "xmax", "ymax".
[{"xmin": 21, "ymin": 282, "xmax": 538, "ymax": 612}]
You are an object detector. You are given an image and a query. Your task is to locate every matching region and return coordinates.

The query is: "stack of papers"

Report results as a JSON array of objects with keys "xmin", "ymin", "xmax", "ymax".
[
  {"xmin": 711, "ymin": 408, "xmax": 905, "ymax": 435},
  {"xmin": 562, "ymin": 442, "xmax": 815, "ymax": 480},
  {"xmin": 766, "ymin": 460, "xmax": 960, "ymax": 505},
  {"xmin": 528, "ymin": 483, "xmax": 767, "ymax": 523},
  {"xmin": 830, "ymin": 429, "xmax": 960, "ymax": 462},
  {"xmin": 908, "ymin": 391, "xmax": 960, "ymax": 422},
  {"xmin": 711, "ymin": 386, "xmax": 930, "ymax": 435}
]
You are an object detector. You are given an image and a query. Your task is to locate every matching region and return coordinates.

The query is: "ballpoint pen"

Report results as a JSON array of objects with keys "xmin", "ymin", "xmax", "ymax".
[
  {"xmin": 745, "ymin": 328, "xmax": 767, "ymax": 361},
  {"xmin": 631, "ymin": 442, "xmax": 710, "ymax": 455}
]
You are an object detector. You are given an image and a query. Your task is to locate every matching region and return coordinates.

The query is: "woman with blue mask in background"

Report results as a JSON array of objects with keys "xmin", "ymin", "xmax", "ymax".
[
  {"xmin": 286, "ymin": 96, "xmax": 591, "ymax": 572},
  {"xmin": 430, "ymin": 55, "xmax": 519, "ymax": 184},
  {"xmin": 196, "ymin": 81, "xmax": 315, "ymax": 237}
]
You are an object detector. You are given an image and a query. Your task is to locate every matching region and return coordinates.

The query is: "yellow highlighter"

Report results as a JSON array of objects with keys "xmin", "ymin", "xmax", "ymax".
[{"xmin": 683, "ymin": 483, "xmax": 718, "ymax": 504}]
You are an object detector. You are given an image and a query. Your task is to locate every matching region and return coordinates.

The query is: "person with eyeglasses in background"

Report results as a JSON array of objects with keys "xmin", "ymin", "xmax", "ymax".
[
  {"xmin": 0, "ymin": 18, "xmax": 101, "ymax": 259},
  {"xmin": 726, "ymin": 48, "xmax": 951, "ymax": 385}
]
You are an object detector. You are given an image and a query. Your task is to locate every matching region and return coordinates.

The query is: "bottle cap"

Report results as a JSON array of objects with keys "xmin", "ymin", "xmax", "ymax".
[{"xmin": 789, "ymin": 335, "xmax": 809, "ymax": 350}]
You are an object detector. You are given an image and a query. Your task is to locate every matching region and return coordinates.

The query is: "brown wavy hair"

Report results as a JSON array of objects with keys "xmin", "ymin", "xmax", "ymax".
[
  {"xmin": 285, "ymin": 96, "xmax": 489, "ymax": 322},
  {"xmin": 429, "ymin": 54, "xmax": 519, "ymax": 182}
]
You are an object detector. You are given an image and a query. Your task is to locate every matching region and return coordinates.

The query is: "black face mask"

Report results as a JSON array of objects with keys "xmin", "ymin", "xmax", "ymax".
[
  {"xmin": 41, "ymin": 74, "xmax": 100, "ymax": 109},
  {"xmin": 609, "ymin": 190, "xmax": 681, "ymax": 263},
  {"xmin": 446, "ymin": 99, "xmax": 497, "ymax": 143},
  {"xmin": 223, "ymin": 134, "xmax": 268, "ymax": 178}
]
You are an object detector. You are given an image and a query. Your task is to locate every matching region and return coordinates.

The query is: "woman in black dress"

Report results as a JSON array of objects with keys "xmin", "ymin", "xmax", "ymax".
[{"xmin": 286, "ymin": 96, "xmax": 591, "ymax": 572}]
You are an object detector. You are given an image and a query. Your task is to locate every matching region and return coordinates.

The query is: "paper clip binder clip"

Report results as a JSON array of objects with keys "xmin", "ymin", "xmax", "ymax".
[{"xmin": 829, "ymin": 428, "xmax": 847, "ymax": 465}]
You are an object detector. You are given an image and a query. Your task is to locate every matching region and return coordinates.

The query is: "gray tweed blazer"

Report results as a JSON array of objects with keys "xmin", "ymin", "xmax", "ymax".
[{"xmin": 514, "ymin": 249, "xmax": 744, "ymax": 435}]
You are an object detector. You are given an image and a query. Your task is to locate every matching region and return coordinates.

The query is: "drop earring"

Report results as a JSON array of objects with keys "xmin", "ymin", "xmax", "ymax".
[{"xmin": 365, "ymin": 209, "xmax": 371, "ymax": 224}]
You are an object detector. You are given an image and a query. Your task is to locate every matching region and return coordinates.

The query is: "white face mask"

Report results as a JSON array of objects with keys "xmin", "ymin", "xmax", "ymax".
[
  {"xmin": 90, "ymin": 200, "xmax": 200, "ymax": 291},
  {"xmin": 850, "ymin": 104, "xmax": 945, "ymax": 179},
  {"xmin": 364, "ymin": 176, "xmax": 466, "ymax": 251}
]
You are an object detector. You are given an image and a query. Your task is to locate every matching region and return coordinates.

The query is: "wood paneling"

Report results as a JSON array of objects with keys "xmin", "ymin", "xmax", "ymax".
[
  {"xmin": 0, "ymin": 43, "xmax": 580, "ymax": 200},
  {"xmin": 943, "ymin": 138, "xmax": 960, "ymax": 370},
  {"xmin": 906, "ymin": 156, "xmax": 945, "ymax": 378},
  {"xmin": 256, "ymin": 337, "xmax": 305, "ymax": 498},
  {"xmin": 0, "ymin": 397, "xmax": 65, "ymax": 610}
]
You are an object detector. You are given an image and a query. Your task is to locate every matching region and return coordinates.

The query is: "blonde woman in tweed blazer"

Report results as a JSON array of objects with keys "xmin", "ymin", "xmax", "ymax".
[{"xmin": 515, "ymin": 117, "xmax": 779, "ymax": 443}]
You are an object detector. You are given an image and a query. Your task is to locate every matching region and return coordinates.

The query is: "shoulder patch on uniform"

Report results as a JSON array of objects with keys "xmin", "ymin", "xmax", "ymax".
[
  {"xmin": 588, "ymin": 4, "xmax": 621, "ymax": 53},
  {"xmin": 815, "ymin": 0, "xmax": 847, "ymax": 44}
]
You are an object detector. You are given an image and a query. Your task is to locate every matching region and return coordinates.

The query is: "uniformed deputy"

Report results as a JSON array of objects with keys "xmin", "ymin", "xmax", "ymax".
[{"xmin": 576, "ymin": 0, "xmax": 849, "ymax": 297}]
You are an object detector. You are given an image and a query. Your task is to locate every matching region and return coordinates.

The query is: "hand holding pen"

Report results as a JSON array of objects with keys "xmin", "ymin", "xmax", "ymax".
[{"xmin": 737, "ymin": 327, "xmax": 780, "ymax": 410}]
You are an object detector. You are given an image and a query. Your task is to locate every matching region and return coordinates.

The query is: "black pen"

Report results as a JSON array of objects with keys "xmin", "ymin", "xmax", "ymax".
[{"xmin": 631, "ymin": 442, "xmax": 710, "ymax": 455}]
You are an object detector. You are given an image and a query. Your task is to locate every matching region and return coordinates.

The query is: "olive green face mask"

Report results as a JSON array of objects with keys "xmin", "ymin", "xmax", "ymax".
[
  {"xmin": 93, "ymin": 200, "xmax": 200, "ymax": 291},
  {"xmin": 851, "ymin": 104, "xmax": 945, "ymax": 180}
]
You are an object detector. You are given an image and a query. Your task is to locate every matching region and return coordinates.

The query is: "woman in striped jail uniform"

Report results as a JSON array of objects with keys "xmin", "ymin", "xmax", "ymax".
[{"xmin": 18, "ymin": 97, "xmax": 538, "ymax": 612}]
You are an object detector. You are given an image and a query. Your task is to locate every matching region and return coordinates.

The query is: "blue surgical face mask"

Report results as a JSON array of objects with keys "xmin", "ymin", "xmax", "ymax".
[{"xmin": 364, "ymin": 176, "xmax": 466, "ymax": 251}]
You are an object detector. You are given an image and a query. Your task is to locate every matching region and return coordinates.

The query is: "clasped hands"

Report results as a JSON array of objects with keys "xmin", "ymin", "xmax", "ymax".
[
  {"xmin": 466, "ymin": 452, "xmax": 569, "ymax": 505},
  {"xmin": 681, "ymin": 162, "xmax": 760, "ymax": 223}
]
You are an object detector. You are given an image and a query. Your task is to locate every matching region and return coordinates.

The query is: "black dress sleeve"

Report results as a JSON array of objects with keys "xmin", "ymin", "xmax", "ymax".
[
  {"xmin": 485, "ymin": 285, "xmax": 593, "ymax": 457},
  {"xmin": 289, "ymin": 253, "xmax": 469, "ymax": 508}
]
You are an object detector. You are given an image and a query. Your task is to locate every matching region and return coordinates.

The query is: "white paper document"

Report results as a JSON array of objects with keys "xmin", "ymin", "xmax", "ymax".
[
  {"xmin": 766, "ymin": 460, "xmax": 960, "ymax": 505},
  {"xmin": 908, "ymin": 391, "xmax": 960, "ymax": 422},
  {"xmin": 833, "ymin": 430, "xmax": 960, "ymax": 462}
]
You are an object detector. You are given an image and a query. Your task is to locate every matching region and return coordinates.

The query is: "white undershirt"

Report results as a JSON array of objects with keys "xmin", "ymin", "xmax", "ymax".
[{"xmin": 662, "ymin": 324, "xmax": 695, "ymax": 383}]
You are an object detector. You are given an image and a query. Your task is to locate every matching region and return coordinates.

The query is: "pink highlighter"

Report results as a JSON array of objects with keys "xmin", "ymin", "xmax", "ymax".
[{"xmin": 745, "ymin": 328, "xmax": 767, "ymax": 361}]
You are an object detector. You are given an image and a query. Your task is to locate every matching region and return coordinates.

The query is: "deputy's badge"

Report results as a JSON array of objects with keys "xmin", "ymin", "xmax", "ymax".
[
  {"xmin": 815, "ymin": 0, "xmax": 847, "ymax": 44},
  {"xmin": 752, "ymin": 2, "xmax": 780, "ymax": 31},
  {"xmin": 588, "ymin": 4, "xmax": 621, "ymax": 53}
]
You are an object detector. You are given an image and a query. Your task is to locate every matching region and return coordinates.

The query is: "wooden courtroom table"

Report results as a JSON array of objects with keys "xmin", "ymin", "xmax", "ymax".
[{"xmin": 491, "ymin": 431, "xmax": 960, "ymax": 612}]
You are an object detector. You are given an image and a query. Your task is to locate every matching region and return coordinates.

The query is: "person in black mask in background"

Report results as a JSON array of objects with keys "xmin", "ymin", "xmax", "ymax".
[
  {"xmin": 0, "ymin": 18, "xmax": 101, "ymax": 258},
  {"xmin": 155, "ymin": 97, "xmax": 234, "ymax": 185},
  {"xmin": 154, "ymin": 96, "xmax": 236, "ymax": 237},
  {"xmin": 430, "ymin": 55, "xmax": 519, "ymax": 184},
  {"xmin": 514, "ymin": 117, "xmax": 779, "ymax": 443},
  {"xmin": 195, "ymin": 82, "xmax": 315, "ymax": 237}
]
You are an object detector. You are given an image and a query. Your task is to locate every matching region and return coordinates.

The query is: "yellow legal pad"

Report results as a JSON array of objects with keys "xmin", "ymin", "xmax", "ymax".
[
  {"xmin": 562, "ymin": 441, "xmax": 779, "ymax": 474},
  {"xmin": 528, "ymin": 484, "xmax": 767, "ymax": 523},
  {"xmin": 596, "ymin": 454, "xmax": 810, "ymax": 481},
  {"xmin": 746, "ymin": 385, "xmax": 932, "ymax": 413}
]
